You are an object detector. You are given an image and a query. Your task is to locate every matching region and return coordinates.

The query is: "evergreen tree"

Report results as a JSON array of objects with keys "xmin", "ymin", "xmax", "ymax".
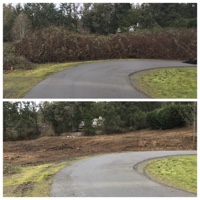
[
  {"xmin": 3, "ymin": 4, "xmax": 15, "ymax": 42},
  {"xmin": 24, "ymin": 3, "xmax": 59, "ymax": 30},
  {"xmin": 111, "ymin": 3, "xmax": 132, "ymax": 33},
  {"xmin": 103, "ymin": 103, "xmax": 123, "ymax": 133},
  {"xmin": 82, "ymin": 3, "xmax": 115, "ymax": 34},
  {"xmin": 3, "ymin": 102, "xmax": 39, "ymax": 140}
]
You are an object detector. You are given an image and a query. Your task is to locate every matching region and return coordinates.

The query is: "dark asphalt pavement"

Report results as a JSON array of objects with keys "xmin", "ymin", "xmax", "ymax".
[
  {"xmin": 50, "ymin": 151, "xmax": 197, "ymax": 197},
  {"xmin": 24, "ymin": 60, "xmax": 195, "ymax": 98}
]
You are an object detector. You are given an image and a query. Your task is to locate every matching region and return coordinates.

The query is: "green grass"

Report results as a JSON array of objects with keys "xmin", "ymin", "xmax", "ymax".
[
  {"xmin": 3, "ymin": 157, "xmax": 88, "ymax": 197},
  {"xmin": 145, "ymin": 155, "xmax": 197, "ymax": 193},
  {"xmin": 132, "ymin": 67, "xmax": 197, "ymax": 98},
  {"xmin": 3, "ymin": 162, "xmax": 68, "ymax": 197},
  {"xmin": 3, "ymin": 59, "xmax": 120, "ymax": 98},
  {"xmin": 3, "ymin": 62, "xmax": 85, "ymax": 98}
]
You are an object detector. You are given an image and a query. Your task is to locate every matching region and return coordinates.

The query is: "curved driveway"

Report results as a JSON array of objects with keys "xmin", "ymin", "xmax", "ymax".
[
  {"xmin": 50, "ymin": 151, "xmax": 197, "ymax": 197},
  {"xmin": 24, "ymin": 60, "xmax": 195, "ymax": 98}
]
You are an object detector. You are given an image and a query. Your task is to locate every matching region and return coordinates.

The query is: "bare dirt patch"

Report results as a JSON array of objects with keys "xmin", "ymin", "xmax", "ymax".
[
  {"xmin": 3, "ymin": 127, "xmax": 196, "ymax": 166},
  {"xmin": 14, "ymin": 182, "xmax": 35, "ymax": 196}
]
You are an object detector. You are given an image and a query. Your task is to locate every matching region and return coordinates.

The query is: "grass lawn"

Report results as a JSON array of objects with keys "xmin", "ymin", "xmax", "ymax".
[
  {"xmin": 131, "ymin": 67, "xmax": 197, "ymax": 98},
  {"xmin": 3, "ymin": 157, "xmax": 87, "ymax": 197},
  {"xmin": 145, "ymin": 155, "xmax": 197, "ymax": 193},
  {"xmin": 3, "ymin": 62, "xmax": 86, "ymax": 98}
]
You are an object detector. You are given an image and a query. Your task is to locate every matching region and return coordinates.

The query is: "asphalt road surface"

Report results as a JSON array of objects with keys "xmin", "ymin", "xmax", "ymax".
[
  {"xmin": 24, "ymin": 60, "xmax": 195, "ymax": 98},
  {"xmin": 50, "ymin": 151, "xmax": 197, "ymax": 197}
]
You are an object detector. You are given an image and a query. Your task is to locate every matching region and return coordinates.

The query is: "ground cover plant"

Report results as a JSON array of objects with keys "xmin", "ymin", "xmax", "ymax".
[
  {"xmin": 145, "ymin": 155, "xmax": 197, "ymax": 193},
  {"xmin": 131, "ymin": 67, "xmax": 197, "ymax": 98}
]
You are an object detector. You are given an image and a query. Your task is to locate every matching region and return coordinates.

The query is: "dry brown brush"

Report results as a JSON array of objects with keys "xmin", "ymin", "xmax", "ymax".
[{"xmin": 14, "ymin": 27, "xmax": 197, "ymax": 63}]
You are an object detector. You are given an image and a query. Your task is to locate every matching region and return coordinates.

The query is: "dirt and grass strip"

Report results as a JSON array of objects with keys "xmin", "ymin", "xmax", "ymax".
[
  {"xmin": 3, "ymin": 61, "xmax": 90, "ymax": 98},
  {"xmin": 131, "ymin": 67, "xmax": 197, "ymax": 98},
  {"xmin": 3, "ymin": 157, "xmax": 87, "ymax": 197},
  {"xmin": 145, "ymin": 155, "xmax": 197, "ymax": 193}
]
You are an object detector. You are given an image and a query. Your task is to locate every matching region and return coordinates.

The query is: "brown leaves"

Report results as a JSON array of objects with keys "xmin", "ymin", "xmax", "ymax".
[{"xmin": 14, "ymin": 27, "xmax": 197, "ymax": 63}]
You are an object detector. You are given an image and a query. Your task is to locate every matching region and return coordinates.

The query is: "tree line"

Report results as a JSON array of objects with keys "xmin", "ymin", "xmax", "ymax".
[
  {"xmin": 3, "ymin": 102, "xmax": 196, "ymax": 141},
  {"xmin": 3, "ymin": 3, "xmax": 197, "ymax": 42},
  {"xmin": 3, "ymin": 3, "xmax": 197, "ymax": 69}
]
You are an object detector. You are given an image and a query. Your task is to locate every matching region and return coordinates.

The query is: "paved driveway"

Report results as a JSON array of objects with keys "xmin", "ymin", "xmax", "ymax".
[
  {"xmin": 50, "ymin": 151, "xmax": 197, "ymax": 197},
  {"xmin": 24, "ymin": 60, "xmax": 195, "ymax": 98}
]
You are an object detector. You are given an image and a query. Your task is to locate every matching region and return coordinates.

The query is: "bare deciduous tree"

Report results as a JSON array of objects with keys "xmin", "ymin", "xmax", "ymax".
[{"xmin": 12, "ymin": 12, "xmax": 32, "ymax": 40}]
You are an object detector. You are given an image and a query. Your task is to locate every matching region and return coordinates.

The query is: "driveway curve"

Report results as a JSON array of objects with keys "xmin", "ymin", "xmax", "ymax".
[
  {"xmin": 24, "ymin": 60, "xmax": 195, "ymax": 98},
  {"xmin": 50, "ymin": 151, "xmax": 197, "ymax": 197}
]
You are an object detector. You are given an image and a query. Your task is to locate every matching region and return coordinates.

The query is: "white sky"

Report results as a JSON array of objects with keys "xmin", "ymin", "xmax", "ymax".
[{"xmin": 2, "ymin": 0, "xmax": 198, "ymax": 3}]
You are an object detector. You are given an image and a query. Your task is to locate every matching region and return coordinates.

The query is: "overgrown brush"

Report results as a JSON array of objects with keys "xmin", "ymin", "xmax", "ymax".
[
  {"xmin": 3, "ymin": 43, "xmax": 33, "ymax": 70},
  {"xmin": 14, "ymin": 27, "xmax": 197, "ymax": 63}
]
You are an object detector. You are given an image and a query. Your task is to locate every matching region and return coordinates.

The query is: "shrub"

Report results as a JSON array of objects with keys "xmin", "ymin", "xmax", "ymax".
[
  {"xmin": 133, "ymin": 111, "xmax": 148, "ymax": 130},
  {"xmin": 3, "ymin": 43, "xmax": 33, "ymax": 70},
  {"xmin": 158, "ymin": 104, "xmax": 185, "ymax": 129},
  {"xmin": 146, "ymin": 109, "xmax": 161, "ymax": 129},
  {"xmin": 146, "ymin": 104, "xmax": 186, "ymax": 130},
  {"xmin": 177, "ymin": 103, "xmax": 197, "ymax": 128},
  {"xmin": 14, "ymin": 27, "xmax": 197, "ymax": 63},
  {"xmin": 3, "ymin": 54, "xmax": 33, "ymax": 70},
  {"xmin": 4, "ymin": 124, "xmax": 40, "ymax": 141},
  {"xmin": 83, "ymin": 119, "xmax": 96, "ymax": 136},
  {"xmin": 103, "ymin": 114, "xmax": 123, "ymax": 134}
]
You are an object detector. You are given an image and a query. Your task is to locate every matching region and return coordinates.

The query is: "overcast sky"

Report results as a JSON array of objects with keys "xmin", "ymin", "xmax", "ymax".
[{"xmin": 3, "ymin": 0, "xmax": 197, "ymax": 4}]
